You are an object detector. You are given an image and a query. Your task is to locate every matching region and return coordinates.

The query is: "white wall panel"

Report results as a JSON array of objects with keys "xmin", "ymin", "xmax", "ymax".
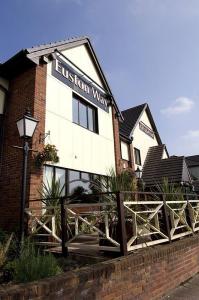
[
  {"xmin": 133, "ymin": 110, "xmax": 158, "ymax": 170},
  {"xmin": 61, "ymin": 45, "xmax": 104, "ymax": 88},
  {"xmin": 45, "ymin": 62, "xmax": 115, "ymax": 175}
]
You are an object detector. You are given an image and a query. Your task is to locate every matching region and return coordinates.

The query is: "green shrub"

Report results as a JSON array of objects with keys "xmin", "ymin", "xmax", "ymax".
[
  {"xmin": 0, "ymin": 233, "xmax": 13, "ymax": 269},
  {"xmin": 9, "ymin": 240, "xmax": 62, "ymax": 283}
]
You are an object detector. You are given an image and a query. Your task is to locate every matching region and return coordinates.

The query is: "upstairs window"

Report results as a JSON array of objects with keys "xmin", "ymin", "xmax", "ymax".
[
  {"xmin": 134, "ymin": 148, "xmax": 141, "ymax": 166},
  {"xmin": 121, "ymin": 141, "xmax": 129, "ymax": 161},
  {"xmin": 72, "ymin": 94, "xmax": 98, "ymax": 133}
]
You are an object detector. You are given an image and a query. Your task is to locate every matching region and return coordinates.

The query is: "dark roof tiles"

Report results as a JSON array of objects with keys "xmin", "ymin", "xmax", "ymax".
[
  {"xmin": 142, "ymin": 145, "xmax": 191, "ymax": 186},
  {"xmin": 186, "ymin": 155, "xmax": 199, "ymax": 167},
  {"xmin": 26, "ymin": 36, "xmax": 88, "ymax": 53},
  {"xmin": 120, "ymin": 103, "xmax": 146, "ymax": 137}
]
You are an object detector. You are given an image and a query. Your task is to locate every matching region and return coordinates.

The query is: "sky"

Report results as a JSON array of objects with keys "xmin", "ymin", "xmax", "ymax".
[{"xmin": 1, "ymin": 0, "xmax": 199, "ymax": 156}]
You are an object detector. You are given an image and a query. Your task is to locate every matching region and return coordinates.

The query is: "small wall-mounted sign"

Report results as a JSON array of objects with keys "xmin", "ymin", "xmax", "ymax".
[
  {"xmin": 139, "ymin": 121, "xmax": 154, "ymax": 139},
  {"xmin": 52, "ymin": 55, "xmax": 109, "ymax": 112}
]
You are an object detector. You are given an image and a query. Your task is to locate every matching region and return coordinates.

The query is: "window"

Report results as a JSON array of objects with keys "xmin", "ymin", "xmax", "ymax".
[
  {"xmin": 44, "ymin": 165, "xmax": 104, "ymax": 200},
  {"xmin": 121, "ymin": 141, "xmax": 129, "ymax": 161},
  {"xmin": 55, "ymin": 168, "xmax": 66, "ymax": 196},
  {"xmin": 72, "ymin": 94, "xmax": 98, "ymax": 133},
  {"xmin": 134, "ymin": 148, "xmax": 141, "ymax": 166}
]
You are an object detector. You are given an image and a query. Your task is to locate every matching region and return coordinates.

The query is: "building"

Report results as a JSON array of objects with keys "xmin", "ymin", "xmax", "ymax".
[
  {"xmin": 0, "ymin": 36, "xmax": 124, "ymax": 230},
  {"xmin": 119, "ymin": 103, "xmax": 164, "ymax": 170},
  {"xmin": 186, "ymin": 155, "xmax": 199, "ymax": 193},
  {"xmin": 0, "ymin": 36, "xmax": 191, "ymax": 231},
  {"xmin": 142, "ymin": 145, "xmax": 192, "ymax": 188},
  {"xmin": 119, "ymin": 103, "xmax": 192, "ymax": 188}
]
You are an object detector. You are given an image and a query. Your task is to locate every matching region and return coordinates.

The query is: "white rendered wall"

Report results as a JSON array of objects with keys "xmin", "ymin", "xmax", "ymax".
[
  {"xmin": 162, "ymin": 148, "xmax": 168, "ymax": 159},
  {"xmin": 45, "ymin": 61, "xmax": 116, "ymax": 176},
  {"xmin": 62, "ymin": 45, "xmax": 104, "ymax": 88},
  {"xmin": 133, "ymin": 110, "xmax": 159, "ymax": 170}
]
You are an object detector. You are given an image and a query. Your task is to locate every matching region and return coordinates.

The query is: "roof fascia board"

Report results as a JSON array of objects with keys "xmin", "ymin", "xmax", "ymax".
[
  {"xmin": 85, "ymin": 40, "xmax": 122, "ymax": 119},
  {"xmin": 26, "ymin": 39, "xmax": 88, "ymax": 59},
  {"xmin": 146, "ymin": 106, "xmax": 162, "ymax": 145},
  {"xmin": 129, "ymin": 103, "xmax": 147, "ymax": 137},
  {"xmin": 120, "ymin": 133, "xmax": 132, "ymax": 143}
]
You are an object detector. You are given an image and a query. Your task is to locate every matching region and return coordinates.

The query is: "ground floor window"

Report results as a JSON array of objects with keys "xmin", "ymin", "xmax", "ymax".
[{"xmin": 43, "ymin": 165, "xmax": 104, "ymax": 200}]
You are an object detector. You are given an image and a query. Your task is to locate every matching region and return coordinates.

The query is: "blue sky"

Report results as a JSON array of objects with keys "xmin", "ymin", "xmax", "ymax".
[{"xmin": 1, "ymin": 0, "xmax": 199, "ymax": 156}]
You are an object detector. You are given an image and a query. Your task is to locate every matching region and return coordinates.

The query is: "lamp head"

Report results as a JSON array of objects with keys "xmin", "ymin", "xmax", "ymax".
[{"xmin": 16, "ymin": 109, "xmax": 38, "ymax": 139}]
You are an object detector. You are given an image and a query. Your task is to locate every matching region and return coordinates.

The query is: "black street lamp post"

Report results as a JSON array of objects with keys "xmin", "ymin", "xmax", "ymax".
[{"xmin": 16, "ymin": 109, "xmax": 38, "ymax": 243}]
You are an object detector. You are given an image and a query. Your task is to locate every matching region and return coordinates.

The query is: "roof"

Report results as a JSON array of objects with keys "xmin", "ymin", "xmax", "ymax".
[
  {"xmin": 119, "ymin": 103, "xmax": 162, "ymax": 144},
  {"xmin": 186, "ymin": 155, "xmax": 199, "ymax": 167},
  {"xmin": 26, "ymin": 36, "xmax": 88, "ymax": 54},
  {"xmin": 0, "ymin": 36, "xmax": 122, "ymax": 118},
  {"xmin": 142, "ymin": 145, "xmax": 191, "ymax": 186},
  {"xmin": 120, "ymin": 103, "xmax": 146, "ymax": 138}
]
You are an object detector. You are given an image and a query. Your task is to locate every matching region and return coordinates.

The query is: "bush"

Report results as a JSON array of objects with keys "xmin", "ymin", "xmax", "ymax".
[
  {"xmin": 0, "ymin": 233, "xmax": 13, "ymax": 269},
  {"xmin": 9, "ymin": 240, "xmax": 62, "ymax": 283}
]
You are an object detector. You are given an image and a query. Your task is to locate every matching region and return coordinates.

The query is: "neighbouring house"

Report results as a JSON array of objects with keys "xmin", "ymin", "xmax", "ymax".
[
  {"xmin": 119, "ymin": 103, "xmax": 193, "ymax": 189},
  {"xmin": 119, "ymin": 103, "xmax": 165, "ymax": 170},
  {"xmin": 186, "ymin": 155, "xmax": 199, "ymax": 194},
  {"xmin": 0, "ymin": 36, "xmax": 125, "ymax": 230},
  {"xmin": 142, "ymin": 145, "xmax": 192, "ymax": 188}
]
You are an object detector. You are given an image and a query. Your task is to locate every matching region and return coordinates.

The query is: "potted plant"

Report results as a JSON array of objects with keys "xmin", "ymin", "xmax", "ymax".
[{"xmin": 35, "ymin": 144, "xmax": 59, "ymax": 168}]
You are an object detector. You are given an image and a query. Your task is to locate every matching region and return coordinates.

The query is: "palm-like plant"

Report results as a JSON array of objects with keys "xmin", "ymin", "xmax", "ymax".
[
  {"xmin": 153, "ymin": 177, "xmax": 184, "ymax": 202},
  {"xmin": 90, "ymin": 168, "xmax": 137, "ymax": 203},
  {"xmin": 39, "ymin": 177, "xmax": 65, "ymax": 232}
]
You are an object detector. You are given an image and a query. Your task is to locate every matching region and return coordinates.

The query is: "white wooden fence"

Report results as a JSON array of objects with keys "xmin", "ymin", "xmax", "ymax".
[{"xmin": 25, "ymin": 192, "xmax": 199, "ymax": 255}]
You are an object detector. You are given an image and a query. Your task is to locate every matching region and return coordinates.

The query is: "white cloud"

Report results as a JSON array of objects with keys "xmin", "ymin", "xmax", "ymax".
[
  {"xmin": 160, "ymin": 97, "xmax": 194, "ymax": 116},
  {"xmin": 184, "ymin": 130, "xmax": 199, "ymax": 139}
]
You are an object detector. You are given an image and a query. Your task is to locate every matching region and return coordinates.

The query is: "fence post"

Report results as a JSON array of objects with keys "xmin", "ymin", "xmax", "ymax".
[
  {"xmin": 116, "ymin": 192, "xmax": 128, "ymax": 256},
  {"xmin": 60, "ymin": 197, "xmax": 68, "ymax": 257},
  {"xmin": 162, "ymin": 194, "xmax": 172, "ymax": 242},
  {"xmin": 185, "ymin": 193, "xmax": 194, "ymax": 235}
]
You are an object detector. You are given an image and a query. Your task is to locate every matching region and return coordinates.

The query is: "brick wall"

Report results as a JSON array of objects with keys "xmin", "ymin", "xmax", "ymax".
[
  {"xmin": 1, "ymin": 235, "xmax": 199, "ymax": 300},
  {"xmin": 0, "ymin": 63, "xmax": 47, "ymax": 230},
  {"xmin": 112, "ymin": 107, "xmax": 123, "ymax": 174}
]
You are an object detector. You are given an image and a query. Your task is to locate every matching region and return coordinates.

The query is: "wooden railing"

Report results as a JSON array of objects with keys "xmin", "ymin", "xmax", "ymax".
[{"xmin": 25, "ymin": 191, "xmax": 199, "ymax": 256}]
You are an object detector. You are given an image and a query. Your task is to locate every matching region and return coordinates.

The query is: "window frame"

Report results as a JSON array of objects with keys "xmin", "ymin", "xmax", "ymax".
[
  {"xmin": 44, "ymin": 164, "xmax": 104, "ymax": 197},
  {"xmin": 72, "ymin": 93, "xmax": 98, "ymax": 134},
  {"xmin": 134, "ymin": 148, "xmax": 142, "ymax": 166}
]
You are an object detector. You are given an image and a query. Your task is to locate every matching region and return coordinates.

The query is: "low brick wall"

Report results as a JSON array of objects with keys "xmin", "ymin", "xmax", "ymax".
[{"xmin": 1, "ymin": 235, "xmax": 199, "ymax": 300}]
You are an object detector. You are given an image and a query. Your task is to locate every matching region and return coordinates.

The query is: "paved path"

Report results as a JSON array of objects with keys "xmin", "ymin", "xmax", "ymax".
[{"xmin": 163, "ymin": 273, "xmax": 199, "ymax": 300}]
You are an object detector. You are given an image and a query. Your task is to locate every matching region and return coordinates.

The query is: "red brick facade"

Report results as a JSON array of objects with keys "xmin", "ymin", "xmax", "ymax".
[
  {"xmin": 0, "ymin": 235, "xmax": 199, "ymax": 299},
  {"xmin": 0, "ymin": 63, "xmax": 47, "ymax": 230},
  {"xmin": 112, "ymin": 107, "xmax": 123, "ymax": 174}
]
